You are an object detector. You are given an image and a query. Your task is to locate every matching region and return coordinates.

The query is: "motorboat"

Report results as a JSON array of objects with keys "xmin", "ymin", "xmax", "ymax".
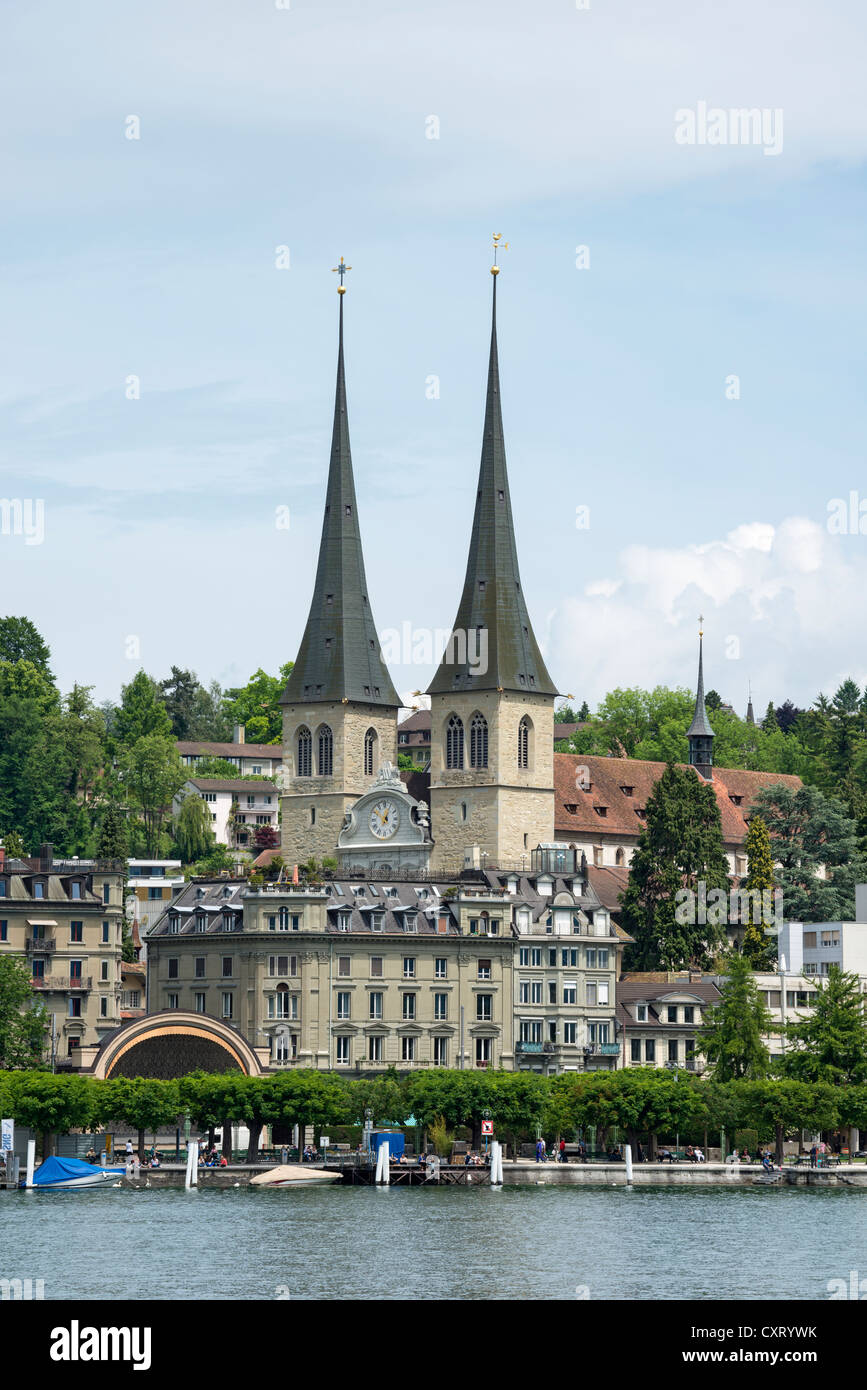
[
  {"xmin": 24, "ymin": 1156, "xmax": 127, "ymax": 1190},
  {"xmin": 249, "ymin": 1164, "xmax": 341, "ymax": 1188}
]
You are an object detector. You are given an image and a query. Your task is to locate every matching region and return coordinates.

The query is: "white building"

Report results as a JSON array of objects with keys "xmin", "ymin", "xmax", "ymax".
[{"xmin": 175, "ymin": 779, "xmax": 279, "ymax": 852}]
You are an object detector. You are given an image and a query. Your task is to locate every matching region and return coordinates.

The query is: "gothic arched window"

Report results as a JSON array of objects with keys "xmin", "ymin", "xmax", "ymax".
[
  {"xmin": 469, "ymin": 712, "xmax": 488, "ymax": 768},
  {"xmin": 317, "ymin": 724, "xmax": 333, "ymax": 777},
  {"xmin": 518, "ymin": 716, "xmax": 530, "ymax": 769},
  {"xmin": 364, "ymin": 727, "xmax": 377, "ymax": 777},
  {"xmin": 446, "ymin": 714, "xmax": 464, "ymax": 770},
  {"xmin": 297, "ymin": 726, "xmax": 312, "ymax": 777}
]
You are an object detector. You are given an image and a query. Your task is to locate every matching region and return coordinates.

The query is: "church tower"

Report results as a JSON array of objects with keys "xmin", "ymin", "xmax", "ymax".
[
  {"xmin": 279, "ymin": 262, "xmax": 400, "ymax": 864},
  {"xmin": 687, "ymin": 626, "xmax": 715, "ymax": 780},
  {"xmin": 427, "ymin": 245, "xmax": 558, "ymax": 870}
]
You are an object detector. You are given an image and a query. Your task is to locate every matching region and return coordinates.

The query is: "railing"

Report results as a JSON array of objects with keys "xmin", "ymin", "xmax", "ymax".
[
  {"xmin": 25, "ymin": 937, "xmax": 56, "ymax": 953},
  {"xmin": 31, "ymin": 975, "xmax": 92, "ymax": 991},
  {"xmin": 516, "ymin": 1042, "xmax": 544, "ymax": 1054},
  {"xmin": 598, "ymin": 1044, "xmax": 620, "ymax": 1056}
]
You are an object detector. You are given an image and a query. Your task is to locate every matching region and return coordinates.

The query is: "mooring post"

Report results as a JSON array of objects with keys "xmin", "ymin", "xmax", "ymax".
[
  {"xmin": 25, "ymin": 1138, "xmax": 36, "ymax": 1189},
  {"xmin": 377, "ymin": 1140, "xmax": 390, "ymax": 1186},
  {"xmin": 186, "ymin": 1140, "xmax": 199, "ymax": 1188},
  {"xmin": 625, "ymin": 1144, "xmax": 633, "ymax": 1185}
]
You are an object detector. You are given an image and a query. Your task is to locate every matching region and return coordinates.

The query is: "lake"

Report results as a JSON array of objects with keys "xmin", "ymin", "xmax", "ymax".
[{"xmin": 2, "ymin": 1183, "xmax": 862, "ymax": 1300}]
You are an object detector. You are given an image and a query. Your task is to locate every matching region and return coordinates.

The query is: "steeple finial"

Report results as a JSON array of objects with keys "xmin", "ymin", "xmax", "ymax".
[
  {"xmin": 490, "ymin": 232, "xmax": 509, "ymax": 276},
  {"xmin": 687, "ymin": 621, "xmax": 714, "ymax": 778},
  {"xmin": 331, "ymin": 256, "xmax": 351, "ymax": 293}
]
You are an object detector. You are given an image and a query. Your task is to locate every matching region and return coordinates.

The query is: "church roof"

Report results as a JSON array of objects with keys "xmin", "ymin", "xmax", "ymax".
[
  {"xmin": 281, "ymin": 293, "xmax": 400, "ymax": 710},
  {"xmin": 427, "ymin": 273, "xmax": 557, "ymax": 698},
  {"xmin": 686, "ymin": 635, "xmax": 715, "ymax": 739}
]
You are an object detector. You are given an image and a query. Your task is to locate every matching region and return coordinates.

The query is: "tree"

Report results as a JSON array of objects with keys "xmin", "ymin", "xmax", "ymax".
[
  {"xmin": 775, "ymin": 700, "xmax": 803, "ymax": 735},
  {"xmin": 739, "ymin": 1079, "xmax": 839, "ymax": 1165},
  {"xmin": 159, "ymin": 667, "xmax": 204, "ymax": 741},
  {"xmin": 253, "ymin": 826, "xmax": 280, "ymax": 852},
  {"xmin": 784, "ymin": 967, "xmax": 867, "ymax": 1086},
  {"xmin": 174, "ymin": 793, "xmax": 215, "ymax": 864},
  {"xmin": 751, "ymin": 783, "xmax": 864, "ymax": 920},
  {"xmin": 741, "ymin": 815, "xmax": 776, "ymax": 969},
  {"xmin": 97, "ymin": 1078, "xmax": 180, "ymax": 1158},
  {"xmin": 222, "ymin": 664, "xmax": 293, "ymax": 745},
  {"xmin": 113, "ymin": 671, "xmax": 173, "ymax": 747},
  {"xmin": 621, "ymin": 762, "xmax": 730, "ymax": 970},
  {"xmin": 577, "ymin": 701, "xmax": 590, "ymax": 721},
  {"xmin": 3, "ymin": 1073, "xmax": 97, "ymax": 1158},
  {"xmin": 0, "ymin": 617, "xmax": 53, "ymax": 679},
  {"xmin": 0, "ymin": 957, "xmax": 47, "ymax": 1068},
  {"xmin": 189, "ymin": 757, "xmax": 248, "ymax": 779},
  {"xmin": 97, "ymin": 803, "xmax": 129, "ymax": 860},
  {"xmin": 705, "ymin": 689, "xmax": 722, "ymax": 711},
  {"xmin": 701, "ymin": 954, "xmax": 773, "ymax": 1080},
  {"xmin": 117, "ymin": 736, "xmax": 187, "ymax": 856}
]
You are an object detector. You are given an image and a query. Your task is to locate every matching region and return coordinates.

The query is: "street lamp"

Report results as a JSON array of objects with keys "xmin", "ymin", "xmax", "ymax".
[
  {"xmin": 482, "ymin": 1107, "xmax": 492, "ymax": 1158},
  {"xmin": 363, "ymin": 1107, "xmax": 373, "ymax": 1156}
]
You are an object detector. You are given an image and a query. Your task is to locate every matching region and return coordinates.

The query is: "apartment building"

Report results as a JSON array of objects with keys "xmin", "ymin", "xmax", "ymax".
[{"xmin": 174, "ymin": 779, "xmax": 279, "ymax": 851}]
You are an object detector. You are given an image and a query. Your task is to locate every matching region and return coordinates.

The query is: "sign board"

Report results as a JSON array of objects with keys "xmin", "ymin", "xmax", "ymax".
[
  {"xmin": 1, "ymin": 1118, "xmax": 13, "ymax": 1152},
  {"xmin": 481, "ymin": 1120, "xmax": 494, "ymax": 1136},
  {"xmin": 105, "ymin": 1134, "xmax": 113, "ymax": 1156},
  {"xmin": 319, "ymin": 1137, "xmax": 330, "ymax": 1148}
]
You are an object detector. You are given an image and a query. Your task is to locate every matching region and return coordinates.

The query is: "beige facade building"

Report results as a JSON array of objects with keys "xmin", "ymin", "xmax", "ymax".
[{"xmin": 0, "ymin": 842, "xmax": 125, "ymax": 1065}]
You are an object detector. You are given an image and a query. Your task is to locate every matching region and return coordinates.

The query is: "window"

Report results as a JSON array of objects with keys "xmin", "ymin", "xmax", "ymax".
[
  {"xmin": 222, "ymin": 993, "xmax": 234, "ymax": 1019},
  {"xmin": 100, "ymin": 996, "xmax": 109, "ymax": 1018},
  {"xmin": 101, "ymin": 921, "xmax": 110, "ymax": 943},
  {"xmin": 337, "ymin": 912, "xmax": 351, "ymax": 931},
  {"xmin": 338, "ymin": 956, "xmax": 351, "ymax": 977},
  {"xmin": 636, "ymin": 1003, "xmax": 647, "ymax": 1021},
  {"xmin": 221, "ymin": 957, "xmax": 233, "ymax": 978},
  {"xmin": 563, "ymin": 981, "xmax": 577, "ymax": 1005},
  {"xmin": 520, "ymin": 1020, "xmax": 542, "ymax": 1043},
  {"xmin": 531, "ymin": 981, "xmax": 542, "ymax": 1004},
  {"xmin": 0, "ymin": 881, "xmax": 5, "ymax": 897},
  {"xmin": 435, "ymin": 958, "xmax": 447, "ymax": 979},
  {"xmin": 70, "ymin": 880, "xmax": 81, "ymax": 900},
  {"xmin": 34, "ymin": 882, "xmax": 44, "ymax": 899},
  {"xmin": 169, "ymin": 916, "xmax": 179, "ymax": 935},
  {"xmin": 202, "ymin": 791, "xmax": 217, "ymax": 803},
  {"xmin": 446, "ymin": 714, "xmax": 464, "ymax": 769},
  {"xmin": 434, "ymin": 993, "xmax": 448, "ymax": 1020},
  {"xmin": 335, "ymin": 1037, "xmax": 350, "ymax": 1065},
  {"xmin": 297, "ymin": 726, "xmax": 312, "ymax": 777},
  {"xmin": 168, "ymin": 959, "xmax": 179, "ymax": 979},
  {"xmin": 475, "ymin": 1038, "xmax": 492, "ymax": 1065},
  {"xmin": 403, "ymin": 957, "xmax": 415, "ymax": 979},
  {"xmin": 268, "ymin": 955, "xmax": 293, "ymax": 976},
  {"xmin": 0, "ymin": 921, "xmax": 6, "ymax": 942},
  {"xmin": 317, "ymin": 725, "xmax": 333, "ymax": 776},
  {"xmin": 683, "ymin": 1005, "xmax": 694, "ymax": 1024},
  {"xmin": 478, "ymin": 959, "xmax": 491, "ymax": 980},
  {"xmin": 369, "ymin": 992, "xmax": 383, "ymax": 1020},
  {"xmin": 476, "ymin": 994, "xmax": 492, "ymax": 1021},
  {"xmin": 597, "ymin": 948, "xmax": 609, "ymax": 968},
  {"xmin": 587, "ymin": 982, "xmax": 597, "ymax": 1006},
  {"xmin": 803, "ymin": 931, "xmax": 817, "ymax": 948},
  {"xmin": 368, "ymin": 1035, "xmax": 382, "ymax": 1062},
  {"xmin": 371, "ymin": 912, "xmax": 384, "ymax": 932},
  {"xmin": 70, "ymin": 922, "xmax": 83, "ymax": 943},
  {"xmin": 519, "ymin": 947, "xmax": 529, "ymax": 967},
  {"xmin": 274, "ymin": 1034, "xmax": 289, "ymax": 1063},
  {"xmin": 402, "ymin": 1036, "xmax": 416, "ymax": 1062},
  {"xmin": 195, "ymin": 992, "xmax": 206, "ymax": 1014},
  {"xmin": 168, "ymin": 993, "xmax": 179, "ymax": 1010},
  {"xmin": 103, "ymin": 884, "xmax": 110, "ymax": 904},
  {"xmin": 67, "ymin": 997, "xmax": 82, "ymax": 1018},
  {"xmin": 195, "ymin": 958, "xmax": 206, "ymax": 978},
  {"xmin": 561, "ymin": 948, "xmax": 579, "ymax": 967},
  {"xmin": 631, "ymin": 1038, "xmax": 641, "ymax": 1061},
  {"xmin": 518, "ymin": 716, "xmax": 530, "ymax": 769},
  {"xmin": 668, "ymin": 1039, "xmax": 678, "ymax": 1063},
  {"xmin": 531, "ymin": 948, "xmax": 541, "ymax": 967},
  {"xmin": 433, "ymin": 1037, "xmax": 448, "ymax": 1065},
  {"xmin": 402, "ymin": 993, "xmax": 416, "ymax": 1020},
  {"xmin": 667, "ymin": 1006, "xmax": 677, "ymax": 1023},
  {"xmin": 548, "ymin": 982, "xmax": 557, "ymax": 1005},
  {"xmin": 270, "ymin": 986, "xmax": 294, "ymax": 1020},
  {"xmin": 519, "ymin": 981, "xmax": 530, "ymax": 1004},
  {"xmin": 469, "ymin": 712, "xmax": 488, "ymax": 768},
  {"xmin": 548, "ymin": 948, "xmax": 557, "ymax": 967},
  {"xmin": 597, "ymin": 981, "xmax": 609, "ymax": 1005},
  {"xmin": 336, "ymin": 991, "xmax": 351, "ymax": 1020},
  {"xmin": 586, "ymin": 948, "xmax": 598, "ymax": 968},
  {"xmin": 364, "ymin": 728, "xmax": 377, "ymax": 777},
  {"xmin": 100, "ymin": 961, "xmax": 109, "ymax": 982},
  {"xmin": 369, "ymin": 956, "xmax": 383, "ymax": 978},
  {"xmin": 645, "ymin": 1039, "xmax": 655, "ymax": 1062}
]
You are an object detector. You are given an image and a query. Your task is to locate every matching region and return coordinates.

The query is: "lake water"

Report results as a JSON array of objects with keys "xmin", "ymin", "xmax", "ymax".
[{"xmin": 3, "ymin": 1184, "xmax": 864, "ymax": 1300}]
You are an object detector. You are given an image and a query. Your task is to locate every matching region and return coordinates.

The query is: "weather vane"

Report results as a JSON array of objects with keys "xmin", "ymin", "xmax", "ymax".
[
  {"xmin": 332, "ymin": 256, "xmax": 352, "ymax": 293},
  {"xmin": 698, "ymin": 613, "xmax": 704, "ymax": 638},
  {"xmin": 491, "ymin": 232, "xmax": 509, "ymax": 275}
]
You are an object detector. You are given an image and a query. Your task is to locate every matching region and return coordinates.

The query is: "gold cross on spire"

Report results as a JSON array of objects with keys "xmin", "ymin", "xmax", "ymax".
[
  {"xmin": 491, "ymin": 232, "xmax": 509, "ymax": 276},
  {"xmin": 332, "ymin": 256, "xmax": 352, "ymax": 294},
  {"xmin": 698, "ymin": 613, "xmax": 704, "ymax": 638}
]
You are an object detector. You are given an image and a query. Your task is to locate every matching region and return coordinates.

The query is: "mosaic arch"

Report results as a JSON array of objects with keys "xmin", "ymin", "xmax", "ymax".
[{"xmin": 91, "ymin": 1011, "xmax": 263, "ymax": 1080}]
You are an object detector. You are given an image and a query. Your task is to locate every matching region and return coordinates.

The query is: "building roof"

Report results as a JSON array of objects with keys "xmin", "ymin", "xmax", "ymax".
[
  {"xmin": 553, "ymin": 753, "xmax": 801, "ymax": 847},
  {"xmin": 398, "ymin": 711, "xmax": 432, "ymax": 733},
  {"xmin": 176, "ymin": 740, "xmax": 282, "ymax": 759},
  {"xmin": 185, "ymin": 778, "xmax": 278, "ymax": 795},
  {"xmin": 427, "ymin": 275, "xmax": 557, "ymax": 698},
  {"xmin": 616, "ymin": 976, "xmax": 722, "ymax": 1029},
  {"xmin": 687, "ymin": 635, "xmax": 715, "ymax": 740},
  {"xmin": 280, "ymin": 294, "xmax": 400, "ymax": 710}
]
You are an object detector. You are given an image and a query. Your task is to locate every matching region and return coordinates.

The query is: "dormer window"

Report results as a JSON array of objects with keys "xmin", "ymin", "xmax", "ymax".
[
  {"xmin": 168, "ymin": 916, "xmax": 179, "ymax": 935},
  {"xmin": 620, "ymin": 786, "xmax": 634, "ymax": 797},
  {"xmin": 70, "ymin": 881, "xmax": 82, "ymax": 900},
  {"xmin": 594, "ymin": 806, "xmax": 607, "ymax": 817},
  {"xmin": 636, "ymin": 1004, "xmax": 648, "ymax": 1022},
  {"xmin": 33, "ymin": 882, "xmax": 45, "ymax": 899}
]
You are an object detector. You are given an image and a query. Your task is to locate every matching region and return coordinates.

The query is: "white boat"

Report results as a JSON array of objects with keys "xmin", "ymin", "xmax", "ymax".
[
  {"xmin": 26, "ymin": 1156, "xmax": 127, "ymax": 1190},
  {"xmin": 249, "ymin": 1164, "xmax": 341, "ymax": 1188}
]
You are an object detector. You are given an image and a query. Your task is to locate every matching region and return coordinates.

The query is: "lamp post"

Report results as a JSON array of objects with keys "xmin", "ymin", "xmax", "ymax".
[
  {"xmin": 363, "ymin": 1107, "xmax": 373, "ymax": 1156},
  {"xmin": 482, "ymin": 1107, "xmax": 492, "ymax": 1159},
  {"xmin": 779, "ymin": 954, "xmax": 788, "ymax": 1058}
]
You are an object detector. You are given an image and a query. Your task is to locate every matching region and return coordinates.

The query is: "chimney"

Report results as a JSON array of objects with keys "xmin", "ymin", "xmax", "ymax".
[
  {"xmin": 234, "ymin": 723, "xmax": 245, "ymax": 745},
  {"xmin": 39, "ymin": 842, "xmax": 53, "ymax": 872}
]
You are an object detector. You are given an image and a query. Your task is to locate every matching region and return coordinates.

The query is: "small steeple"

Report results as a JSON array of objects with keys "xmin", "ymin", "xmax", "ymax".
[
  {"xmin": 687, "ymin": 619, "xmax": 714, "ymax": 778},
  {"xmin": 746, "ymin": 683, "xmax": 755, "ymax": 726},
  {"xmin": 428, "ymin": 241, "xmax": 556, "ymax": 696},
  {"xmin": 281, "ymin": 268, "xmax": 400, "ymax": 709}
]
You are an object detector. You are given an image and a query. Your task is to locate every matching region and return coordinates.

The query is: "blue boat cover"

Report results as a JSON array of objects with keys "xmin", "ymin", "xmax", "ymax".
[{"xmin": 31, "ymin": 1156, "xmax": 126, "ymax": 1185}]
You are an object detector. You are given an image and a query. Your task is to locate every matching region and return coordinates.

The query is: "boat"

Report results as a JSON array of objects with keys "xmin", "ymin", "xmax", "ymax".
[
  {"xmin": 24, "ymin": 1156, "xmax": 128, "ymax": 1190},
  {"xmin": 249, "ymin": 1164, "xmax": 342, "ymax": 1189}
]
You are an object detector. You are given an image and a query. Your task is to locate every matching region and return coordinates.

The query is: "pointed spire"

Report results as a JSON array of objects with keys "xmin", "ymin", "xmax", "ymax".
[
  {"xmin": 687, "ymin": 622, "xmax": 714, "ymax": 776},
  {"xmin": 428, "ymin": 251, "xmax": 556, "ymax": 697},
  {"xmin": 281, "ymin": 280, "xmax": 400, "ymax": 709},
  {"xmin": 746, "ymin": 682, "xmax": 755, "ymax": 726}
]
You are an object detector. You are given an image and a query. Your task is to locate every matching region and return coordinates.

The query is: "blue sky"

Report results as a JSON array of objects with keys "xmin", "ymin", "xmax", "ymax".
[{"xmin": 2, "ymin": 0, "xmax": 866, "ymax": 714}]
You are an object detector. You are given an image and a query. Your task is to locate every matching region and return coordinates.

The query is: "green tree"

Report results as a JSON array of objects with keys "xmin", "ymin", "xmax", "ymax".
[
  {"xmin": 222, "ymin": 664, "xmax": 293, "ymax": 745},
  {"xmin": 113, "ymin": 671, "xmax": 173, "ymax": 748},
  {"xmin": 97, "ymin": 1078, "xmax": 180, "ymax": 1159},
  {"xmin": 97, "ymin": 803, "xmax": 129, "ymax": 860},
  {"xmin": 174, "ymin": 792, "xmax": 216, "ymax": 864},
  {"xmin": 0, "ymin": 617, "xmax": 53, "ymax": 678},
  {"xmin": 751, "ymin": 783, "xmax": 864, "ymax": 919},
  {"xmin": 0, "ymin": 957, "xmax": 47, "ymax": 1069},
  {"xmin": 741, "ymin": 815, "xmax": 776, "ymax": 968},
  {"xmin": 739, "ymin": 1079, "xmax": 839, "ymax": 1165},
  {"xmin": 701, "ymin": 954, "xmax": 773, "ymax": 1080},
  {"xmin": 117, "ymin": 735, "xmax": 187, "ymax": 856},
  {"xmin": 621, "ymin": 762, "xmax": 730, "ymax": 970},
  {"xmin": 784, "ymin": 966, "xmax": 867, "ymax": 1086},
  {"xmin": 3, "ymin": 1073, "xmax": 97, "ymax": 1158}
]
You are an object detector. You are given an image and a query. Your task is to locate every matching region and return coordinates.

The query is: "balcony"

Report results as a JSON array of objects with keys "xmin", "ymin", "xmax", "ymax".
[
  {"xmin": 25, "ymin": 937, "xmax": 56, "ymax": 954},
  {"xmin": 598, "ymin": 1044, "xmax": 620, "ymax": 1056},
  {"xmin": 516, "ymin": 1041, "xmax": 544, "ymax": 1054},
  {"xmin": 31, "ymin": 975, "xmax": 92, "ymax": 992}
]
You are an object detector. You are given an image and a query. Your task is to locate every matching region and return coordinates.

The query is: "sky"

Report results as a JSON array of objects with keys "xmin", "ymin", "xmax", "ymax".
[{"xmin": 2, "ymin": 0, "xmax": 866, "ymax": 717}]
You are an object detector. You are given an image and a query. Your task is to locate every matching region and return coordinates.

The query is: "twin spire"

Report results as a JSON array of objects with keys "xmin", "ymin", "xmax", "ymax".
[{"xmin": 284, "ymin": 246, "xmax": 555, "ymax": 709}]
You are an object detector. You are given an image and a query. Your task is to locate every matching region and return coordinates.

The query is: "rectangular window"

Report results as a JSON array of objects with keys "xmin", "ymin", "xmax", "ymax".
[
  {"xmin": 402, "ymin": 993, "xmax": 416, "ymax": 1021},
  {"xmin": 667, "ymin": 1005, "xmax": 678, "ymax": 1023},
  {"xmin": 102, "ymin": 921, "xmax": 110, "ymax": 943},
  {"xmin": 478, "ymin": 959, "xmax": 491, "ymax": 980},
  {"xmin": 475, "ymin": 1038, "xmax": 492, "ymax": 1065},
  {"xmin": 548, "ymin": 947, "xmax": 557, "ymax": 967},
  {"xmin": 803, "ymin": 931, "xmax": 817, "ymax": 948},
  {"xmin": 0, "ymin": 921, "xmax": 6, "ymax": 942},
  {"xmin": 586, "ymin": 947, "xmax": 597, "ymax": 968},
  {"xmin": 168, "ymin": 959, "xmax": 179, "ymax": 979},
  {"xmin": 103, "ymin": 884, "xmax": 110, "ymax": 904},
  {"xmin": 338, "ymin": 956, "xmax": 351, "ymax": 977},
  {"xmin": 563, "ymin": 981, "xmax": 577, "ymax": 1005},
  {"xmin": 433, "ymin": 1037, "xmax": 448, "ymax": 1065},
  {"xmin": 71, "ymin": 881, "xmax": 81, "ymax": 899},
  {"xmin": 370, "ymin": 956, "xmax": 383, "ymax": 978},
  {"xmin": 631, "ymin": 1038, "xmax": 641, "ymax": 1062},
  {"xmin": 476, "ymin": 994, "xmax": 492, "ymax": 1022},
  {"xmin": 586, "ymin": 982, "xmax": 597, "ymax": 1006},
  {"xmin": 668, "ymin": 1039, "xmax": 678, "ymax": 1063},
  {"xmin": 548, "ymin": 981, "xmax": 557, "ymax": 1005},
  {"xmin": 195, "ymin": 958, "xmax": 206, "ymax": 978},
  {"xmin": 336, "ymin": 992, "xmax": 351, "ymax": 1020},
  {"xmin": 434, "ymin": 993, "xmax": 448, "ymax": 1020},
  {"xmin": 222, "ymin": 957, "xmax": 233, "ymax": 977},
  {"xmin": 435, "ymin": 958, "xmax": 447, "ymax": 979},
  {"xmin": 530, "ymin": 948, "xmax": 541, "ymax": 967},
  {"xmin": 403, "ymin": 958, "xmax": 416, "ymax": 979},
  {"xmin": 369, "ymin": 992, "xmax": 383, "ymax": 1020},
  {"xmin": 68, "ymin": 997, "xmax": 82, "ymax": 1018},
  {"xmin": 563, "ymin": 1022, "xmax": 577, "ymax": 1045},
  {"xmin": 521, "ymin": 1020, "xmax": 542, "ymax": 1044},
  {"xmin": 168, "ymin": 993, "xmax": 179, "ymax": 1010},
  {"xmin": 519, "ymin": 980, "xmax": 530, "ymax": 1004},
  {"xmin": 561, "ymin": 948, "xmax": 579, "ymax": 967},
  {"xmin": 195, "ymin": 992, "xmax": 206, "ymax": 1014},
  {"xmin": 683, "ymin": 1005, "xmax": 694, "ymax": 1023},
  {"xmin": 597, "ymin": 948, "xmax": 609, "ymax": 968},
  {"xmin": 100, "ymin": 961, "xmax": 109, "ymax": 981},
  {"xmin": 531, "ymin": 981, "xmax": 542, "ymax": 1005},
  {"xmin": 336, "ymin": 1037, "xmax": 350, "ymax": 1065},
  {"xmin": 645, "ymin": 1039, "xmax": 655, "ymax": 1062},
  {"xmin": 34, "ymin": 882, "xmax": 44, "ymax": 899},
  {"xmin": 70, "ymin": 922, "xmax": 83, "ymax": 943},
  {"xmin": 222, "ymin": 993, "xmax": 234, "ymax": 1019},
  {"xmin": 100, "ymin": 996, "xmax": 108, "ymax": 1017},
  {"xmin": 368, "ymin": 1035, "xmax": 382, "ymax": 1062},
  {"xmin": 519, "ymin": 947, "xmax": 529, "ymax": 967},
  {"xmin": 401, "ymin": 1036, "xmax": 415, "ymax": 1062}
]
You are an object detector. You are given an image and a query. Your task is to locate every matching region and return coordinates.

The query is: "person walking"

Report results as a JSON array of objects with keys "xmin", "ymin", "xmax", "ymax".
[{"xmin": 559, "ymin": 1139, "xmax": 566, "ymax": 1164}]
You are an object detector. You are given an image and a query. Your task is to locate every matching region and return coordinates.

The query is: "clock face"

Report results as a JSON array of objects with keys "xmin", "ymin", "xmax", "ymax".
[{"xmin": 369, "ymin": 799, "xmax": 400, "ymax": 839}]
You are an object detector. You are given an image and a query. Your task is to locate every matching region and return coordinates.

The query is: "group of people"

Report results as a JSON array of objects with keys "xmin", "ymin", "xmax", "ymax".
[{"xmin": 535, "ymin": 1138, "xmax": 572, "ymax": 1163}]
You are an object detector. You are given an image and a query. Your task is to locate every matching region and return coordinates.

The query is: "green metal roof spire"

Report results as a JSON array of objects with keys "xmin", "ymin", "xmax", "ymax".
[
  {"xmin": 281, "ymin": 270, "xmax": 400, "ymax": 709},
  {"xmin": 687, "ymin": 622, "xmax": 715, "ymax": 776},
  {"xmin": 428, "ymin": 245, "xmax": 557, "ymax": 697}
]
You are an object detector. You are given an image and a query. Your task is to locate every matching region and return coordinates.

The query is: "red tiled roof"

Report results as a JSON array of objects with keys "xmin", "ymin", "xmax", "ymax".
[
  {"xmin": 177, "ymin": 741, "xmax": 283, "ymax": 759},
  {"xmin": 398, "ymin": 712, "xmax": 432, "ymax": 732},
  {"xmin": 554, "ymin": 753, "xmax": 801, "ymax": 847}
]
